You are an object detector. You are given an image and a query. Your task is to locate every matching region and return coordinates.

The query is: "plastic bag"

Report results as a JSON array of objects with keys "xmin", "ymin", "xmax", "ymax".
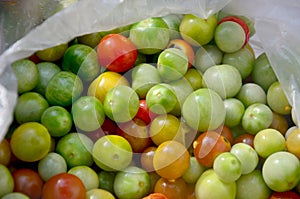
[{"xmin": 0, "ymin": 0, "xmax": 299, "ymax": 141}]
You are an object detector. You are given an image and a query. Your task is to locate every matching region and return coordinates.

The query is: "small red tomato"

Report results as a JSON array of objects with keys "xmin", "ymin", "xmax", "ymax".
[
  {"xmin": 12, "ymin": 168, "xmax": 44, "ymax": 199},
  {"xmin": 42, "ymin": 173, "xmax": 86, "ymax": 199},
  {"xmin": 135, "ymin": 100, "xmax": 157, "ymax": 125},
  {"xmin": 270, "ymin": 191, "xmax": 300, "ymax": 199},
  {"xmin": 234, "ymin": 133, "xmax": 255, "ymax": 148},
  {"xmin": 167, "ymin": 39, "xmax": 195, "ymax": 67},
  {"xmin": 116, "ymin": 118, "xmax": 152, "ymax": 153},
  {"xmin": 218, "ymin": 16, "xmax": 250, "ymax": 47},
  {"xmin": 193, "ymin": 131, "xmax": 231, "ymax": 168},
  {"xmin": 213, "ymin": 125, "xmax": 234, "ymax": 145},
  {"xmin": 97, "ymin": 33, "xmax": 137, "ymax": 72}
]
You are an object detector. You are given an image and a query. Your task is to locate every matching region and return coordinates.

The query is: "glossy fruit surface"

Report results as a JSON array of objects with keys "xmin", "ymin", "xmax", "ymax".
[
  {"xmin": 72, "ymin": 96, "xmax": 105, "ymax": 132},
  {"xmin": 41, "ymin": 106, "xmax": 72, "ymax": 137},
  {"xmin": 11, "ymin": 59, "xmax": 39, "ymax": 94},
  {"xmin": 87, "ymin": 71, "xmax": 129, "ymax": 103},
  {"xmin": 42, "ymin": 173, "xmax": 86, "ymax": 199},
  {"xmin": 153, "ymin": 140, "xmax": 190, "ymax": 180},
  {"xmin": 202, "ymin": 64, "xmax": 242, "ymax": 99},
  {"xmin": 253, "ymin": 128, "xmax": 286, "ymax": 158},
  {"xmin": 195, "ymin": 169, "xmax": 236, "ymax": 199},
  {"xmin": 154, "ymin": 177, "xmax": 187, "ymax": 199},
  {"xmin": 92, "ymin": 135, "xmax": 133, "ymax": 171},
  {"xmin": 56, "ymin": 132, "xmax": 94, "ymax": 167},
  {"xmin": 104, "ymin": 85, "xmax": 139, "ymax": 123},
  {"xmin": 230, "ymin": 143, "xmax": 259, "ymax": 174},
  {"xmin": 180, "ymin": 14, "xmax": 217, "ymax": 46},
  {"xmin": 45, "ymin": 71, "xmax": 83, "ymax": 107},
  {"xmin": 14, "ymin": 92, "xmax": 49, "ymax": 124},
  {"xmin": 97, "ymin": 34, "xmax": 137, "ymax": 72},
  {"xmin": 62, "ymin": 44, "xmax": 100, "ymax": 81},
  {"xmin": 12, "ymin": 168, "xmax": 43, "ymax": 199},
  {"xmin": 129, "ymin": 17, "xmax": 170, "ymax": 55},
  {"xmin": 262, "ymin": 151, "xmax": 300, "ymax": 192},
  {"xmin": 10, "ymin": 122, "xmax": 51, "ymax": 162},
  {"xmin": 113, "ymin": 166, "xmax": 150, "ymax": 199},
  {"xmin": 157, "ymin": 48, "xmax": 188, "ymax": 82},
  {"xmin": 182, "ymin": 88, "xmax": 226, "ymax": 131},
  {"xmin": 193, "ymin": 131, "xmax": 231, "ymax": 168}
]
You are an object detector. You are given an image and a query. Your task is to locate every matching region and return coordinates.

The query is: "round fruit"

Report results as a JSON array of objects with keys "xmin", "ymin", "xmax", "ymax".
[
  {"xmin": 193, "ymin": 131, "xmax": 231, "ymax": 168},
  {"xmin": 56, "ymin": 132, "xmax": 94, "ymax": 167},
  {"xmin": 68, "ymin": 165, "xmax": 99, "ymax": 191},
  {"xmin": 195, "ymin": 169, "xmax": 236, "ymax": 199},
  {"xmin": 194, "ymin": 44, "xmax": 223, "ymax": 73},
  {"xmin": 11, "ymin": 59, "xmax": 39, "ymax": 94},
  {"xmin": 131, "ymin": 63, "xmax": 162, "ymax": 99},
  {"xmin": 179, "ymin": 14, "xmax": 217, "ymax": 46},
  {"xmin": 213, "ymin": 152, "xmax": 242, "ymax": 183},
  {"xmin": 34, "ymin": 62, "xmax": 61, "ymax": 95},
  {"xmin": 103, "ymin": 85, "xmax": 139, "ymax": 123},
  {"xmin": 14, "ymin": 92, "xmax": 49, "ymax": 124},
  {"xmin": 215, "ymin": 21, "xmax": 245, "ymax": 53},
  {"xmin": 236, "ymin": 83, "xmax": 267, "ymax": 107},
  {"xmin": 153, "ymin": 140, "xmax": 190, "ymax": 180},
  {"xmin": 129, "ymin": 17, "xmax": 170, "ymax": 55},
  {"xmin": 262, "ymin": 151, "xmax": 300, "ymax": 192},
  {"xmin": 223, "ymin": 98, "xmax": 245, "ymax": 127},
  {"xmin": 253, "ymin": 128, "xmax": 286, "ymax": 158},
  {"xmin": 97, "ymin": 33, "xmax": 137, "ymax": 72},
  {"xmin": 38, "ymin": 152, "xmax": 67, "ymax": 181},
  {"xmin": 202, "ymin": 64, "xmax": 242, "ymax": 99},
  {"xmin": 183, "ymin": 67, "xmax": 203, "ymax": 90},
  {"xmin": 92, "ymin": 135, "xmax": 133, "ymax": 171},
  {"xmin": 154, "ymin": 177, "xmax": 187, "ymax": 199},
  {"xmin": 72, "ymin": 96, "xmax": 105, "ymax": 132},
  {"xmin": 236, "ymin": 170, "xmax": 271, "ymax": 199},
  {"xmin": 230, "ymin": 143, "xmax": 259, "ymax": 175},
  {"xmin": 267, "ymin": 81, "xmax": 292, "ymax": 115},
  {"xmin": 182, "ymin": 88, "xmax": 226, "ymax": 131},
  {"xmin": 146, "ymin": 83, "xmax": 178, "ymax": 115},
  {"xmin": 42, "ymin": 173, "xmax": 86, "ymax": 199},
  {"xmin": 41, "ymin": 106, "xmax": 72, "ymax": 137},
  {"xmin": 45, "ymin": 71, "xmax": 83, "ymax": 107},
  {"xmin": 222, "ymin": 46, "xmax": 254, "ymax": 79},
  {"xmin": 62, "ymin": 44, "xmax": 100, "ymax": 81},
  {"xmin": 87, "ymin": 71, "xmax": 129, "ymax": 103},
  {"xmin": 157, "ymin": 48, "xmax": 188, "ymax": 82},
  {"xmin": 252, "ymin": 53, "xmax": 277, "ymax": 91},
  {"xmin": 12, "ymin": 168, "xmax": 43, "ymax": 199},
  {"xmin": 242, "ymin": 103, "xmax": 273, "ymax": 135},
  {"xmin": 10, "ymin": 122, "xmax": 51, "ymax": 162},
  {"xmin": 167, "ymin": 38, "xmax": 195, "ymax": 67},
  {"xmin": 113, "ymin": 166, "xmax": 150, "ymax": 199},
  {"xmin": 149, "ymin": 114, "xmax": 181, "ymax": 146},
  {"xmin": 182, "ymin": 156, "xmax": 206, "ymax": 184}
]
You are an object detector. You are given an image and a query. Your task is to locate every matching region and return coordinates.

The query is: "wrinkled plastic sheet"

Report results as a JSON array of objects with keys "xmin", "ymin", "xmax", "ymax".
[{"xmin": 0, "ymin": 0, "xmax": 299, "ymax": 141}]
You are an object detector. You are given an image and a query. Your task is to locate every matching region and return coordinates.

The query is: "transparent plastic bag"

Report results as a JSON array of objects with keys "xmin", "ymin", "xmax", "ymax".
[{"xmin": 0, "ymin": 0, "xmax": 299, "ymax": 141}]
